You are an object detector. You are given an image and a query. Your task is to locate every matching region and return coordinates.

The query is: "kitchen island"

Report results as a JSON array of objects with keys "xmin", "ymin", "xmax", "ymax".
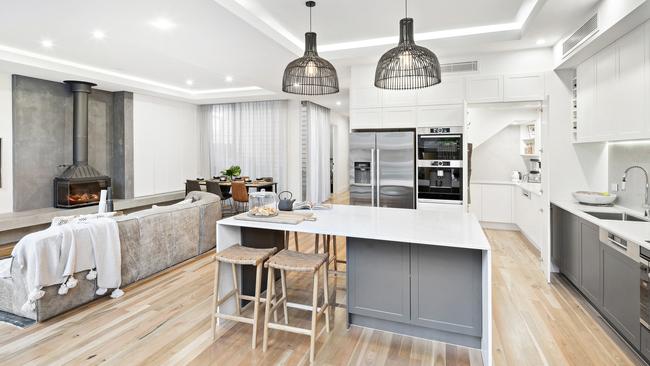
[{"xmin": 215, "ymin": 204, "xmax": 492, "ymax": 364}]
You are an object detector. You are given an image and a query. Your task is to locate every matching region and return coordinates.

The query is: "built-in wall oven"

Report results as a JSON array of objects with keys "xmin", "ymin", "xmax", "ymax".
[{"xmin": 417, "ymin": 127, "xmax": 463, "ymax": 204}]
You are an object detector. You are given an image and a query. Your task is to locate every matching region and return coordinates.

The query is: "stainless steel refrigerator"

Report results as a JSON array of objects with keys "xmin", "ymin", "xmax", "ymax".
[{"xmin": 349, "ymin": 131, "xmax": 415, "ymax": 209}]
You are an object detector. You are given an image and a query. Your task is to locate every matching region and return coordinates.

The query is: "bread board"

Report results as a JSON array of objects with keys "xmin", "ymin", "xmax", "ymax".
[{"xmin": 233, "ymin": 211, "xmax": 316, "ymax": 225}]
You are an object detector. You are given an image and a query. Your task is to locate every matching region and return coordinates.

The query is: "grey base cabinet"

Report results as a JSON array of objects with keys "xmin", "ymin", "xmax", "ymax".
[
  {"xmin": 602, "ymin": 243, "xmax": 641, "ymax": 349},
  {"xmin": 580, "ymin": 220, "xmax": 602, "ymax": 307},
  {"xmin": 347, "ymin": 237, "xmax": 483, "ymax": 344},
  {"xmin": 561, "ymin": 210, "xmax": 581, "ymax": 287},
  {"xmin": 347, "ymin": 238, "xmax": 410, "ymax": 323},
  {"xmin": 551, "ymin": 204, "xmax": 642, "ymax": 352},
  {"xmin": 410, "ymin": 245, "xmax": 482, "ymax": 337}
]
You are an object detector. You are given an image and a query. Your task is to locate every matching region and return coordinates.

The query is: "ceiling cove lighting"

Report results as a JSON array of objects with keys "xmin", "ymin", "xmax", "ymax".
[
  {"xmin": 282, "ymin": 1, "xmax": 339, "ymax": 95},
  {"xmin": 150, "ymin": 18, "xmax": 176, "ymax": 31},
  {"xmin": 375, "ymin": 0, "xmax": 441, "ymax": 90}
]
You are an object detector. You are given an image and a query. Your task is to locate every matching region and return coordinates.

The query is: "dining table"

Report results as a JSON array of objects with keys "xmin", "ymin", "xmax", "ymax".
[{"xmin": 197, "ymin": 179, "xmax": 278, "ymax": 192}]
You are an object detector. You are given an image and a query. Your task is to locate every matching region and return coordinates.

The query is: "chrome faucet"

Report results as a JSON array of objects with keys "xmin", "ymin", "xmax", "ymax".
[{"xmin": 622, "ymin": 165, "xmax": 650, "ymax": 217}]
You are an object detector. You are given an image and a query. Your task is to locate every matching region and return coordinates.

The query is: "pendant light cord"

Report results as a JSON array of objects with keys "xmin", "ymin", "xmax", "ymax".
[
  {"xmin": 309, "ymin": 5, "xmax": 312, "ymax": 32},
  {"xmin": 405, "ymin": 0, "xmax": 408, "ymax": 18}
]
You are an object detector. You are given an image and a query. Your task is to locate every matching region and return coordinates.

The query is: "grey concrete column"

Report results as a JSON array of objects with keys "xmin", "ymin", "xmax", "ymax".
[{"xmin": 111, "ymin": 91, "xmax": 134, "ymax": 199}]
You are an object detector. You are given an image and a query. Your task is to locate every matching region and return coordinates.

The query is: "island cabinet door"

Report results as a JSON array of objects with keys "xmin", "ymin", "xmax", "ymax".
[
  {"xmin": 347, "ymin": 238, "xmax": 411, "ymax": 323},
  {"xmin": 409, "ymin": 244, "xmax": 483, "ymax": 337}
]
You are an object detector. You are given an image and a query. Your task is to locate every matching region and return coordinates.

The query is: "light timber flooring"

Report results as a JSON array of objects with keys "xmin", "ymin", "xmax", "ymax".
[{"xmin": 0, "ymin": 195, "xmax": 644, "ymax": 365}]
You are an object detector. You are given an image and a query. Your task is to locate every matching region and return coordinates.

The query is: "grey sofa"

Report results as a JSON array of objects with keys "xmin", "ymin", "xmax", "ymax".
[{"xmin": 0, "ymin": 191, "xmax": 221, "ymax": 322}]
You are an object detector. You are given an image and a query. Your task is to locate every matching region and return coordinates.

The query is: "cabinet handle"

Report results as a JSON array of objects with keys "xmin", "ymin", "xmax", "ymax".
[{"xmin": 607, "ymin": 237, "xmax": 627, "ymax": 251}]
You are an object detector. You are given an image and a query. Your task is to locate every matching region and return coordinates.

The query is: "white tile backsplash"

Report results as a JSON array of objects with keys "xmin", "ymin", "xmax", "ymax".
[{"xmin": 608, "ymin": 142, "xmax": 650, "ymax": 214}]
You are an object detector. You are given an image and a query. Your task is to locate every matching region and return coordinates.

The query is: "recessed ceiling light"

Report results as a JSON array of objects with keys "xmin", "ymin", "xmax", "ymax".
[
  {"xmin": 92, "ymin": 30, "xmax": 106, "ymax": 40},
  {"xmin": 536, "ymin": 39, "xmax": 546, "ymax": 45},
  {"xmin": 336, "ymin": 101, "xmax": 342, "ymax": 106},
  {"xmin": 185, "ymin": 79, "xmax": 194, "ymax": 86},
  {"xmin": 225, "ymin": 76, "xmax": 233, "ymax": 82},
  {"xmin": 150, "ymin": 18, "xmax": 176, "ymax": 31},
  {"xmin": 41, "ymin": 39, "xmax": 54, "ymax": 48}
]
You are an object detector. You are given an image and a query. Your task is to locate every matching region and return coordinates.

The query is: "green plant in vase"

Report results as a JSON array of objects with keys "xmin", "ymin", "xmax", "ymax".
[{"xmin": 220, "ymin": 165, "xmax": 241, "ymax": 181}]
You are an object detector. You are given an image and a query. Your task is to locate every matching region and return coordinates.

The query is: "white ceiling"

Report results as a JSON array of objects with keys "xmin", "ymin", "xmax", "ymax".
[{"xmin": 0, "ymin": 0, "xmax": 600, "ymax": 112}]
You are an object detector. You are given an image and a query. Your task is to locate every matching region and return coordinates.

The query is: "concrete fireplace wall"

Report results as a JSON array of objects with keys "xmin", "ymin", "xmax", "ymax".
[{"xmin": 12, "ymin": 75, "xmax": 133, "ymax": 211}]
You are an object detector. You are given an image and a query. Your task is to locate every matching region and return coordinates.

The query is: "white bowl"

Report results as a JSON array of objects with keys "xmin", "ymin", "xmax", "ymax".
[{"xmin": 572, "ymin": 191, "xmax": 617, "ymax": 205}]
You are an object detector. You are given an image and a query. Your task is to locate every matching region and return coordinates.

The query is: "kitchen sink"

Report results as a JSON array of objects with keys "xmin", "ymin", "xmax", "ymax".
[{"xmin": 584, "ymin": 211, "xmax": 648, "ymax": 222}]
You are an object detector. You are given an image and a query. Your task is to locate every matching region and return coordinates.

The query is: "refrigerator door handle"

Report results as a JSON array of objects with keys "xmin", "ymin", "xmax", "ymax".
[
  {"xmin": 371, "ymin": 148, "xmax": 375, "ymax": 207},
  {"xmin": 376, "ymin": 149, "xmax": 381, "ymax": 207}
]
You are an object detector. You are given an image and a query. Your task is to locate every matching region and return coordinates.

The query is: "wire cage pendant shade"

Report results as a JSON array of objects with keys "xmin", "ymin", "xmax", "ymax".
[
  {"xmin": 282, "ymin": 1, "xmax": 339, "ymax": 95},
  {"xmin": 375, "ymin": 17, "xmax": 441, "ymax": 90}
]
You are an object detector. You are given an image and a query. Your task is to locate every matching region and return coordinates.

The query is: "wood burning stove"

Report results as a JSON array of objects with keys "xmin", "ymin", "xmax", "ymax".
[{"xmin": 53, "ymin": 81, "xmax": 112, "ymax": 209}]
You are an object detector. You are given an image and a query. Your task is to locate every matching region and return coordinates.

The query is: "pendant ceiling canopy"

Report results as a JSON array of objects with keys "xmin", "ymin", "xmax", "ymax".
[
  {"xmin": 375, "ymin": 0, "xmax": 441, "ymax": 90},
  {"xmin": 282, "ymin": 1, "xmax": 339, "ymax": 95}
]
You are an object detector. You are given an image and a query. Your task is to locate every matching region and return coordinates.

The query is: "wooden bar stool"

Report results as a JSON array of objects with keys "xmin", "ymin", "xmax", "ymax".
[
  {"xmin": 284, "ymin": 231, "xmax": 300, "ymax": 251},
  {"xmin": 211, "ymin": 244, "xmax": 277, "ymax": 349},
  {"xmin": 263, "ymin": 249, "xmax": 330, "ymax": 364}
]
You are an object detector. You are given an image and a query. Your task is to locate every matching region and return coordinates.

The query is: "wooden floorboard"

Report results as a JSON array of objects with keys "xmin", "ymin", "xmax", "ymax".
[{"xmin": 0, "ymin": 193, "xmax": 642, "ymax": 365}]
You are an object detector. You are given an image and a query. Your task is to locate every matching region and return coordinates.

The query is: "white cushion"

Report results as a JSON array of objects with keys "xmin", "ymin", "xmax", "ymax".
[{"xmin": 0, "ymin": 258, "xmax": 12, "ymax": 278}]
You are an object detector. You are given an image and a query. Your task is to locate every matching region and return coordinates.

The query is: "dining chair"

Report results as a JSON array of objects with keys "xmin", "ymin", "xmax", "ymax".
[
  {"xmin": 232, "ymin": 181, "xmax": 249, "ymax": 213},
  {"xmin": 186, "ymin": 180, "xmax": 202, "ymax": 195},
  {"xmin": 206, "ymin": 180, "xmax": 233, "ymax": 212}
]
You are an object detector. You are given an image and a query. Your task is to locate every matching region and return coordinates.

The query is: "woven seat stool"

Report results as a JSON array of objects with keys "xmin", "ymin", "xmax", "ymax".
[
  {"xmin": 262, "ymin": 249, "xmax": 330, "ymax": 363},
  {"xmin": 211, "ymin": 244, "xmax": 277, "ymax": 349}
]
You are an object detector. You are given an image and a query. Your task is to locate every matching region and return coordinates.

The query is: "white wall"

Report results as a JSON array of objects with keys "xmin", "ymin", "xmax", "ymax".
[
  {"xmin": 330, "ymin": 111, "xmax": 350, "ymax": 194},
  {"xmin": 471, "ymin": 125, "xmax": 528, "ymax": 182},
  {"xmin": 0, "ymin": 73, "xmax": 12, "ymax": 213},
  {"xmin": 133, "ymin": 93, "xmax": 200, "ymax": 197},
  {"xmin": 608, "ymin": 142, "xmax": 650, "ymax": 213}
]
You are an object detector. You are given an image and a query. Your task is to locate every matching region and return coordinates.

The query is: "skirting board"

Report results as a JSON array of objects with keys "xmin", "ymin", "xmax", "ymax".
[{"xmin": 349, "ymin": 313, "xmax": 482, "ymax": 349}]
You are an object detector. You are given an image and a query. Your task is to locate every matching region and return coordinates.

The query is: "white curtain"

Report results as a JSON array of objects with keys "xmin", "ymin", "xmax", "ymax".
[
  {"xmin": 199, "ymin": 101, "xmax": 288, "ymax": 190},
  {"xmin": 303, "ymin": 102, "xmax": 331, "ymax": 203}
]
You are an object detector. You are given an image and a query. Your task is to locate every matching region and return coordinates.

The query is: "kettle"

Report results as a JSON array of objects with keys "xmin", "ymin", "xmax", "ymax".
[{"xmin": 278, "ymin": 191, "xmax": 295, "ymax": 211}]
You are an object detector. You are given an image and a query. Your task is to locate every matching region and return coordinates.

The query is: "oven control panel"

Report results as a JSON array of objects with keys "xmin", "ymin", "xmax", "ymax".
[
  {"xmin": 431, "ymin": 161, "xmax": 451, "ymax": 167},
  {"xmin": 429, "ymin": 127, "xmax": 451, "ymax": 134}
]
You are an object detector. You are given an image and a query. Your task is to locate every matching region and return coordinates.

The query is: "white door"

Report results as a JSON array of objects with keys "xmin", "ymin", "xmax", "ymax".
[{"xmin": 541, "ymin": 95, "xmax": 551, "ymax": 283}]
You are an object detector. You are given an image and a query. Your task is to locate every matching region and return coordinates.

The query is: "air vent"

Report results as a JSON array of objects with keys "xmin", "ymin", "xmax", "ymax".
[
  {"xmin": 440, "ymin": 61, "xmax": 478, "ymax": 74},
  {"xmin": 563, "ymin": 14, "xmax": 598, "ymax": 56}
]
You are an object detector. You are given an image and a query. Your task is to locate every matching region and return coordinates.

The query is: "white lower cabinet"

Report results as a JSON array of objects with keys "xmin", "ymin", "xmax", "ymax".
[
  {"xmin": 470, "ymin": 183, "xmax": 513, "ymax": 223},
  {"xmin": 513, "ymin": 187, "xmax": 544, "ymax": 248}
]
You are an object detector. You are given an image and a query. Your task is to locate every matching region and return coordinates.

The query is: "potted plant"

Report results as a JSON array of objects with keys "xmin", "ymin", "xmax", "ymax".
[{"xmin": 220, "ymin": 165, "xmax": 241, "ymax": 181}]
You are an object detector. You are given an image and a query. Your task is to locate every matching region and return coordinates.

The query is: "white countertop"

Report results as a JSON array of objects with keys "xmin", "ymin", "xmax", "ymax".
[
  {"xmin": 218, "ymin": 204, "xmax": 491, "ymax": 251},
  {"xmin": 516, "ymin": 182, "xmax": 543, "ymax": 196},
  {"xmin": 552, "ymin": 200, "xmax": 650, "ymax": 249}
]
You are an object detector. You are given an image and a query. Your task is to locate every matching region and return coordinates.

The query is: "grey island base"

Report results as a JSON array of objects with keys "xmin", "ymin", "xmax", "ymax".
[{"xmin": 215, "ymin": 205, "xmax": 492, "ymax": 365}]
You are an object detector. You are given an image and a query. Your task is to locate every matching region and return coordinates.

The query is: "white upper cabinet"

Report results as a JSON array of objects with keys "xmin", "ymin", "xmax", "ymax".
[
  {"xmin": 575, "ymin": 22, "xmax": 649, "ymax": 142},
  {"xmin": 350, "ymin": 88, "xmax": 382, "ymax": 109},
  {"xmin": 382, "ymin": 107, "xmax": 417, "ymax": 128},
  {"xmin": 382, "ymin": 89, "xmax": 418, "ymax": 107},
  {"xmin": 350, "ymin": 109, "xmax": 382, "ymax": 130},
  {"xmin": 416, "ymin": 105, "xmax": 464, "ymax": 127},
  {"xmin": 465, "ymin": 75, "xmax": 504, "ymax": 103},
  {"xmin": 503, "ymin": 73, "xmax": 545, "ymax": 102},
  {"xmin": 616, "ymin": 24, "xmax": 647, "ymax": 140},
  {"xmin": 577, "ymin": 57, "xmax": 596, "ymax": 141},
  {"xmin": 418, "ymin": 77, "xmax": 465, "ymax": 105}
]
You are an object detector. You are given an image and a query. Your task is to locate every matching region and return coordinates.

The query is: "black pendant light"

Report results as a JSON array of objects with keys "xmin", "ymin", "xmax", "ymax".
[
  {"xmin": 282, "ymin": 1, "xmax": 339, "ymax": 95},
  {"xmin": 375, "ymin": 0, "xmax": 441, "ymax": 90}
]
